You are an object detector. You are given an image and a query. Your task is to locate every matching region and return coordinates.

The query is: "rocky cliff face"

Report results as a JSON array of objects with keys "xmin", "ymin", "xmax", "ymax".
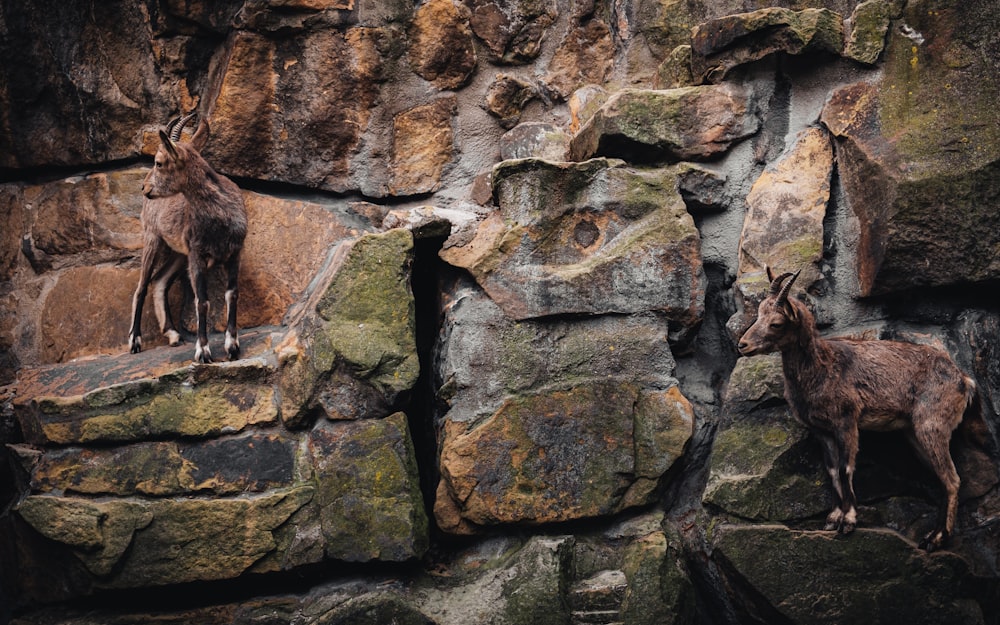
[{"xmin": 2, "ymin": 1, "xmax": 999, "ymax": 624}]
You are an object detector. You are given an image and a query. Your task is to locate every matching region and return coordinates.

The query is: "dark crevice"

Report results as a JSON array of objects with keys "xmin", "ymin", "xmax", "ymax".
[{"xmin": 408, "ymin": 234, "xmax": 451, "ymax": 543}]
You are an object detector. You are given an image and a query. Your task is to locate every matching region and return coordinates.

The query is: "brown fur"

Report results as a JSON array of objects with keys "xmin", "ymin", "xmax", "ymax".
[
  {"xmin": 738, "ymin": 269, "xmax": 976, "ymax": 550},
  {"xmin": 129, "ymin": 115, "xmax": 247, "ymax": 363}
]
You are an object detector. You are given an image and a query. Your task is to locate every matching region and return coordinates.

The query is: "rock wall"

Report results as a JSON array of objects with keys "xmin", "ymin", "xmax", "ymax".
[{"xmin": 2, "ymin": 1, "xmax": 999, "ymax": 624}]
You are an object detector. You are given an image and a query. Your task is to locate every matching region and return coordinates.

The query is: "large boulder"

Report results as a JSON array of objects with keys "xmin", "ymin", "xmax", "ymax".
[
  {"xmin": 819, "ymin": 0, "xmax": 1000, "ymax": 295},
  {"xmin": 568, "ymin": 86, "xmax": 761, "ymax": 163},
  {"xmin": 703, "ymin": 354, "xmax": 828, "ymax": 522},
  {"xmin": 441, "ymin": 158, "xmax": 705, "ymax": 331},
  {"xmin": 433, "ymin": 284, "xmax": 693, "ymax": 533},
  {"xmin": 278, "ymin": 229, "xmax": 419, "ymax": 426},
  {"xmin": 0, "ymin": 1, "xmax": 186, "ymax": 169},
  {"xmin": 465, "ymin": 0, "xmax": 557, "ymax": 65},
  {"xmin": 712, "ymin": 525, "xmax": 985, "ymax": 625},
  {"xmin": 9, "ymin": 348, "xmax": 426, "ymax": 600},
  {"xmin": 203, "ymin": 29, "xmax": 383, "ymax": 194},
  {"xmin": 690, "ymin": 8, "xmax": 844, "ymax": 84}
]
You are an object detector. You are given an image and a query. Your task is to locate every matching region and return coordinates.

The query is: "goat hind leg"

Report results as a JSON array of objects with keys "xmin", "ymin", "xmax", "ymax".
[
  {"xmin": 129, "ymin": 240, "xmax": 163, "ymax": 353},
  {"xmin": 818, "ymin": 435, "xmax": 847, "ymax": 531},
  {"xmin": 910, "ymin": 426, "xmax": 961, "ymax": 551},
  {"xmin": 152, "ymin": 254, "xmax": 186, "ymax": 346}
]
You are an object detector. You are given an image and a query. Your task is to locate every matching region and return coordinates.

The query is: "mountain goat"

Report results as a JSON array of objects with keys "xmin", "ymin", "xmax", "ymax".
[
  {"xmin": 128, "ymin": 113, "xmax": 247, "ymax": 363},
  {"xmin": 738, "ymin": 269, "xmax": 977, "ymax": 550}
]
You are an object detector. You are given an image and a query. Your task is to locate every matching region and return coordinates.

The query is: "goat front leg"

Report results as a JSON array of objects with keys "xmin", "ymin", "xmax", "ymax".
[
  {"xmin": 223, "ymin": 254, "xmax": 240, "ymax": 361},
  {"xmin": 189, "ymin": 258, "xmax": 213, "ymax": 363},
  {"xmin": 817, "ymin": 435, "xmax": 847, "ymax": 531},
  {"xmin": 129, "ymin": 239, "xmax": 162, "ymax": 353}
]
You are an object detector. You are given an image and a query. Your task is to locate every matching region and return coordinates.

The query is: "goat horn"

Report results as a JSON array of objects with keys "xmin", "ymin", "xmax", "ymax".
[
  {"xmin": 169, "ymin": 112, "xmax": 197, "ymax": 142},
  {"xmin": 776, "ymin": 269, "xmax": 802, "ymax": 304},
  {"xmin": 767, "ymin": 271, "xmax": 795, "ymax": 296}
]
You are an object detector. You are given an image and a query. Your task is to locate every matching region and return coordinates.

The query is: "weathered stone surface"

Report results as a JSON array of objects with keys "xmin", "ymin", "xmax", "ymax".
[
  {"xmin": 543, "ymin": 17, "xmax": 614, "ymax": 100},
  {"xmin": 388, "ymin": 97, "xmax": 458, "ymax": 196},
  {"xmin": 0, "ymin": 1, "xmax": 178, "ymax": 169},
  {"xmin": 278, "ymin": 229, "xmax": 418, "ymax": 425},
  {"xmin": 499, "ymin": 122, "xmax": 571, "ymax": 161},
  {"xmin": 15, "ymin": 353, "xmax": 277, "ymax": 445},
  {"xmin": 407, "ymin": 0, "xmax": 476, "ymax": 90},
  {"xmin": 436, "ymin": 381, "xmax": 693, "ymax": 531},
  {"xmin": 17, "ymin": 169, "xmax": 145, "ymax": 272},
  {"xmin": 233, "ymin": 0, "xmax": 390, "ymax": 33},
  {"xmin": 704, "ymin": 354, "xmax": 828, "ymax": 522},
  {"xmin": 204, "ymin": 28, "xmax": 383, "ymax": 194},
  {"xmin": 615, "ymin": 0, "xmax": 699, "ymax": 82},
  {"xmin": 16, "ymin": 487, "xmax": 314, "ymax": 585},
  {"xmin": 820, "ymin": 2, "xmax": 1000, "ymax": 295},
  {"xmin": 567, "ymin": 85, "xmax": 607, "ymax": 134},
  {"xmin": 308, "ymin": 413, "xmax": 428, "ymax": 561},
  {"xmin": 442, "ymin": 158, "xmax": 705, "ymax": 327},
  {"xmin": 485, "ymin": 74, "xmax": 538, "ymax": 129},
  {"xmin": 568, "ymin": 86, "xmax": 760, "ymax": 163},
  {"xmin": 466, "ymin": 0, "xmax": 557, "ymax": 65},
  {"xmin": 237, "ymin": 190, "xmax": 361, "ymax": 329},
  {"xmin": 690, "ymin": 8, "xmax": 844, "ymax": 84},
  {"xmin": 734, "ymin": 126, "xmax": 832, "ymax": 316},
  {"xmin": 843, "ymin": 0, "xmax": 893, "ymax": 65},
  {"xmin": 434, "ymin": 284, "xmax": 680, "ymax": 419},
  {"xmin": 655, "ymin": 45, "xmax": 695, "ymax": 89},
  {"xmin": 712, "ymin": 525, "xmax": 984, "ymax": 625},
  {"xmin": 620, "ymin": 529, "xmax": 696, "ymax": 625},
  {"xmin": 27, "ymin": 432, "xmax": 295, "ymax": 497},
  {"xmin": 676, "ymin": 162, "xmax": 729, "ymax": 214}
]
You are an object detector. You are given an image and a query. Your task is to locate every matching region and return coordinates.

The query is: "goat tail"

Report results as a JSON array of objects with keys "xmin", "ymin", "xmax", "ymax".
[{"xmin": 957, "ymin": 376, "xmax": 994, "ymax": 454}]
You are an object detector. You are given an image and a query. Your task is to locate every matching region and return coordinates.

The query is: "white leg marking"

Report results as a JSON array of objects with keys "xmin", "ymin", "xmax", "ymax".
[{"xmin": 166, "ymin": 329, "xmax": 182, "ymax": 346}]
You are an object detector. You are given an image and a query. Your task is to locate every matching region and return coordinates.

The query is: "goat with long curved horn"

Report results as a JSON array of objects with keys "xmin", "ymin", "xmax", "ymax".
[
  {"xmin": 738, "ymin": 267, "xmax": 977, "ymax": 551},
  {"xmin": 129, "ymin": 111, "xmax": 247, "ymax": 362}
]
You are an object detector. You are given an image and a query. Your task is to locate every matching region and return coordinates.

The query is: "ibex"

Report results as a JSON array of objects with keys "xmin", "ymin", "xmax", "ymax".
[
  {"xmin": 737, "ymin": 268, "xmax": 977, "ymax": 551},
  {"xmin": 129, "ymin": 113, "xmax": 248, "ymax": 363}
]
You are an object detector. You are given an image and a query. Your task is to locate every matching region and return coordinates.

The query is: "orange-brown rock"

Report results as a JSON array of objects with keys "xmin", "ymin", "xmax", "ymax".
[
  {"xmin": 388, "ymin": 97, "xmax": 458, "ymax": 196},
  {"xmin": 466, "ymin": 0, "xmax": 557, "ymax": 64},
  {"xmin": 736, "ymin": 126, "xmax": 833, "ymax": 299},
  {"xmin": 544, "ymin": 17, "xmax": 614, "ymax": 99},
  {"xmin": 406, "ymin": 0, "xmax": 477, "ymax": 90},
  {"xmin": 204, "ymin": 28, "xmax": 383, "ymax": 193},
  {"xmin": 690, "ymin": 8, "xmax": 844, "ymax": 84},
  {"xmin": 568, "ymin": 85, "xmax": 760, "ymax": 163}
]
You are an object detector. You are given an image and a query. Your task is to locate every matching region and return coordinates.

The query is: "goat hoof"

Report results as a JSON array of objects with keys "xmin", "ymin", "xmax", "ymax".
[
  {"xmin": 823, "ymin": 521, "xmax": 839, "ymax": 532},
  {"xmin": 129, "ymin": 336, "xmax": 142, "ymax": 354},
  {"xmin": 920, "ymin": 529, "xmax": 948, "ymax": 552},
  {"xmin": 166, "ymin": 330, "xmax": 182, "ymax": 346},
  {"xmin": 225, "ymin": 334, "xmax": 240, "ymax": 361},
  {"xmin": 839, "ymin": 521, "xmax": 856, "ymax": 535},
  {"xmin": 194, "ymin": 344, "xmax": 213, "ymax": 364}
]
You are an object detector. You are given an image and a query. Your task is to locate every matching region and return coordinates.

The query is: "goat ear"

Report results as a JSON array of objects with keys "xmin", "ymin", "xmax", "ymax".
[
  {"xmin": 191, "ymin": 119, "xmax": 210, "ymax": 151},
  {"xmin": 782, "ymin": 298, "xmax": 799, "ymax": 322},
  {"xmin": 159, "ymin": 130, "xmax": 180, "ymax": 161}
]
